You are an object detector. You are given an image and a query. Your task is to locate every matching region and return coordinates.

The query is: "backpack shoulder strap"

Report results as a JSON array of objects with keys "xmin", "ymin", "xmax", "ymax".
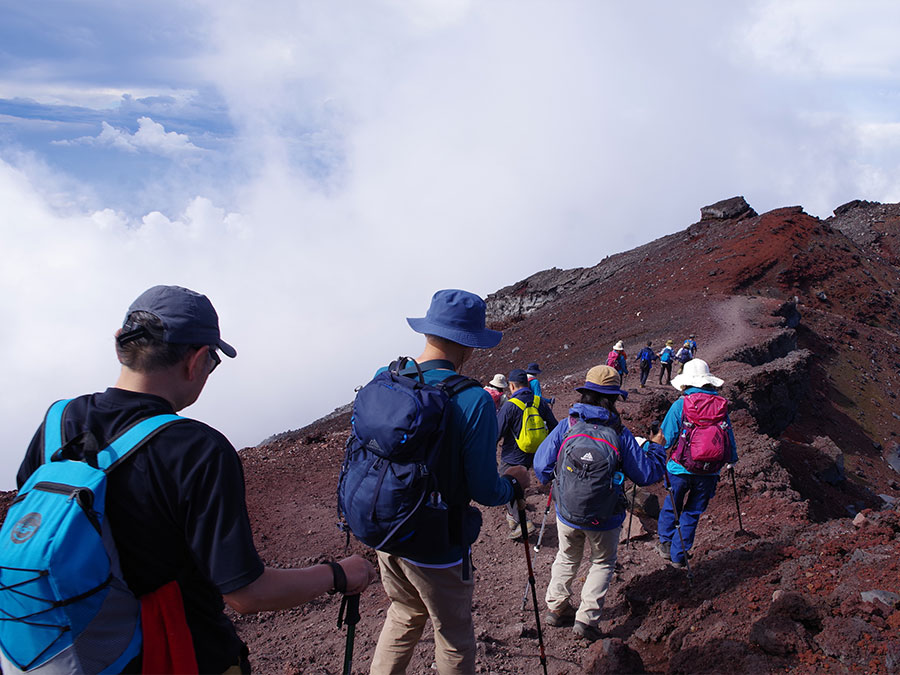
[
  {"xmin": 508, "ymin": 397, "xmax": 526, "ymax": 411},
  {"xmin": 436, "ymin": 373, "xmax": 481, "ymax": 398},
  {"xmin": 99, "ymin": 414, "xmax": 185, "ymax": 472},
  {"xmin": 534, "ymin": 395, "xmax": 541, "ymax": 407},
  {"xmin": 43, "ymin": 398, "xmax": 74, "ymax": 463}
]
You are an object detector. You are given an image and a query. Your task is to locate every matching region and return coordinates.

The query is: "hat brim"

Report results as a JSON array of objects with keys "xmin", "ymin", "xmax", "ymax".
[
  {"xmin": 406, "ymin": 317, "xmax": 502, "ymax": 348},
  {"xmin": 575, "ymin": 381, "xmax": 628, "ymax": 401},
  {"xmin": 526, "ymin": 367, "xmax": 542, "ymax": 375},
  {"xmin": 217, "ymin": 339, "xmax": 237, "ymax": 358},
  {"xmin": 669, "ymin": 373, "xmax": 724, "ymax": 391}
]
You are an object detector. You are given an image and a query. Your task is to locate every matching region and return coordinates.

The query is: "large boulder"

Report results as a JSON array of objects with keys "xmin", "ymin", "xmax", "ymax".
[
  {"xmin": 583, "ymin": 637, "xmax": 645, "ymax": 674},
  {"xmin": 700, "ymin": 196, "xmax": 757, "ymax": 221}
]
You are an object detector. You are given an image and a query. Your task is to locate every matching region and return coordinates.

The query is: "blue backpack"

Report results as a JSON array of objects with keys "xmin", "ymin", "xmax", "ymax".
[
  {"xmin": 0, "ymin": 399, "xmax": 182, "ymax": 674},
  {"xmin": 337, "ymin": 358, "xmax": 480, "ymax": 559}
]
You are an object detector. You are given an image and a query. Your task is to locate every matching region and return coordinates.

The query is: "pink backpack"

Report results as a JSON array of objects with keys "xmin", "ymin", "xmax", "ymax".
[{"xmin": 672, "ymin": 392, "xmax": 730, "ymax": 473}]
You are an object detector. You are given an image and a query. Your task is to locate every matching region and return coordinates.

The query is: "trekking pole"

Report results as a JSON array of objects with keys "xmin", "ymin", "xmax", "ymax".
[
  {"xmin": 626, "ymin": 482, "xmax": 637, "ymax": 548},
  {"xmin": 516, "ymin": 497, "xmax": 548, "ymax": 675},
  {"xmin": 338, "ymin": 594, "xmax": 361, "ymax": 675},
  {"xmin": 662, "ymin": 472, "xmax": 694, "ymax": 587},
  {"xmin": 521, "ymin": 489, "xmax": 554, "ymax": 610},
  {"xmin": 730, "ymin": 465, "xmax": 746, "ymax": 534}
]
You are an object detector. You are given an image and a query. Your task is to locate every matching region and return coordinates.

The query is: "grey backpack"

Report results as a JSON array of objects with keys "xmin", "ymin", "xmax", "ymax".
[{"xmin": 554, "ymin": 417, "xmax": 624, "ymax": 527}]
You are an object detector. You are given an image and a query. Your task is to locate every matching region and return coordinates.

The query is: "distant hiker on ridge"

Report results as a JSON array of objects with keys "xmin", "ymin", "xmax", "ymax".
[
  {"xmin": 685, "ymin": 334, "xmax": 698, "ymax": 355},
  {"xmin": 674, "ymin": 341, "xmax": 693, "ymax": 374},
  {"xmin": 497, "ymin": 369, "xmax": 558, "ymax": 538},
  {"xmin": 634, "ymin": 341, "xmax": 658, "ymax": 388},
  {"xmin": 656, "ymin": 359, "xmax": 737, "ymax": 570},
  {"xmin": 8, "ymin": 285, "xmax": 377, "ymax": 674},
  {"xmin": 359, "ymin": 289, "xmax": 531, "ymax": 675},
  {"xmin": 484, "ymin": 373, "xmax": 508, "ymax": 411},
  {"xmin": 606, "ymin": 341, "xmax": 628, "ymax": 385},
  {"xmin": 534, "ymin": 365, "xmax": 666, "ymax": 642},
  {"xmin": 657, "ymin": 339, "xmax": 675, "ymax": 386},
  {"xmin": 526, "ymin": 362, "xmax": 543, "ymax": 397}
]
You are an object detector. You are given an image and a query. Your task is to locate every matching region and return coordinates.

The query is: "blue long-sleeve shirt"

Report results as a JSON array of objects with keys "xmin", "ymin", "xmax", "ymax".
[
  {"xmin": 528, "ymin": 376, "xmax": 542, "ymax": 397},
  {"xmin": 660, "ymin": 387, "xmax": 738, "ymax": 476},
  {"xmin": 534, "ymin": 403, "xmax": 666, "ymax": 530}
]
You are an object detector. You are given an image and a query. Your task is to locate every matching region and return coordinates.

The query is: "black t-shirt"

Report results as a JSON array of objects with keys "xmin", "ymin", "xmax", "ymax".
[{"xmin": 17, "ymin": 388, "xmax": 265, "ymax": 674}]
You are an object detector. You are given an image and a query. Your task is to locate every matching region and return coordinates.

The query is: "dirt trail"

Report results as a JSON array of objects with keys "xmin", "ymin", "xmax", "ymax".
[{"xmin": 702, "ymin": 295, "xmax": 779, "ymax": 366}]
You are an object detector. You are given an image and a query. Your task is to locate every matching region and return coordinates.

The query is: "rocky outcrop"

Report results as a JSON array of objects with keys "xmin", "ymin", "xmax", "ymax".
[
  {"xmin": 723, "ymin": 329, "xmax": 798, "ymax": 366},
  {"xmin": 725, "ymin": 350, "xmax": 813, "ymax": 437},
  {"xmin": 700, "ymin": 196, "xmax": 757, "ymax": 221}
]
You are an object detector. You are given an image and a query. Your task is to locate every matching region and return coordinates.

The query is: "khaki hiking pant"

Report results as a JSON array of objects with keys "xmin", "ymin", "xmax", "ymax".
[
  {"xmin": 545, "ymin": 521, "xmax": 620, "ymax": 628},
  {"xmin": 371, "ymin": 552, "xmax": 475, "ymax": 675}
]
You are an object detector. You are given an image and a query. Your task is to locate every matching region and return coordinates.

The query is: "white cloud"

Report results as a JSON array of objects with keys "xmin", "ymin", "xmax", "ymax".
[
  {"xmin": 744, "ymin": 0, "xmax": 900, "ymax": 79},
  {"xmin": 54, "ymin": 117, "xmax": 201, "ymax": 156},
  {"xmin": 5, "ymin": 2, "xmax": 900, "ymax": 489}
]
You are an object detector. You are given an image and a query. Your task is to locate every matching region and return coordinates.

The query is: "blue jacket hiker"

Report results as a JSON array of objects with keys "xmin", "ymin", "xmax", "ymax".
[
  {"xmin": 635, "ymin": 342, "xmax": 658, "ymax": 388},
  {"xmin": 368, "ymin": 289, "xmax": 530, "ymax": 675},
  {"xmin": 533, "ymin": 365, "xmax": 666, "ymax": 642},
  {"xmin": 526, "ymin": 362, "xmax": 543, "ymax": 397},
  {"xmin": 657, "ymin": 359, "xmax": 738, "ymax": 570},
  {"xmin": 657, "ymin": 340, "xmax": 676, "ymax": 385}
]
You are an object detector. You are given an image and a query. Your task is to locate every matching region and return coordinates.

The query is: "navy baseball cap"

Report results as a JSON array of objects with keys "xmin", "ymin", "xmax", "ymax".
[
  {"xmin": 508, "ymin": 368, "xmax": 530, "ymax": 385},
  {"xmin": 407, "ymin": 289, "xmax": 502, "ymax": 349},
  {"xmin": 125, "ymin": 285, "xmax": 236, "ymax": 358}
]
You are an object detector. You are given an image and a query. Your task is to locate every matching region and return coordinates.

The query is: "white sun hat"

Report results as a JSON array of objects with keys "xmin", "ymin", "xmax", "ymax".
[
  {"xmin": 670, "ymin": 358, "xmax": 724, "ymax": 391},
  {"xmin": 613, "ymin": 340, "xmax": 625, "ymax": 351},
  {"xmin": 489, "ymin": 373, "xmax": 508, "ymax": 389}
]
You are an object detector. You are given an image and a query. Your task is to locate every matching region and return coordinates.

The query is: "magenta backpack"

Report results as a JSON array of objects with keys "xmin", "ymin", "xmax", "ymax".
[{"xmin": 672, "ymin": 392, "xmax": 730, "ymax": 473}]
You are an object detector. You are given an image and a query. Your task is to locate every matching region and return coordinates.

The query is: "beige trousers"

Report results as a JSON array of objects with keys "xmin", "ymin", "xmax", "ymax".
[
  {"xmin": 371, "ymin": 552, "xmax": 475, "ymax": 675},
  {"xmin": 544, "ymin": 520, "xmax": 620, "ymax": 627}
]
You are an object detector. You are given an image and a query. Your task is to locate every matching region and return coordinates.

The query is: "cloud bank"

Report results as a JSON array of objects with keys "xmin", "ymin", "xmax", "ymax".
[{"xmin": 2, "ymin": 1, "xmax": 900, "ymax": 488}]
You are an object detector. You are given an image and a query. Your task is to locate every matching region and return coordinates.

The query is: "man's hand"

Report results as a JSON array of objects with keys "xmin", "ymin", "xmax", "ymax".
[
  {"xmin": 340, "ymin": 555, "xmax": 377, "ymax": 595},
  {"xmin": 503, "ymin": 465, "xmax": 531, "ymax": 491},
  {"xmin": 649, "ymin": 430, "xmax": 665, "ymax": 446}
]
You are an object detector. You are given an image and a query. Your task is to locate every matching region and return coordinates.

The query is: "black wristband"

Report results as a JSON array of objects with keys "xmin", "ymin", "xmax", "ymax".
[
  {"xmin": 326, "ymin": 561, "xmax": 346, "ymax": 595},
  {"xmin": 503, "ymin": 474, "xmax": 524, "ymax": 501}
]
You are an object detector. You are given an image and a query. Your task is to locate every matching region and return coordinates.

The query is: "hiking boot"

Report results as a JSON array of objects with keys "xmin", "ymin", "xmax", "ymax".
[
  {"xmin": 506, "ymin": 515, "xmax": 519, "ymax": 531},
  {"xmin": 508, "ymin": 520, "xmax": 536, "ymax": 540},
  {"xmin": 544, "ymin": 603, "xmax": 576, "ymax": 627},
  {"xmin": 669, "ymin": 558, "xmax": 686, "ymax": 569},
  {"xmin": 656, "ymin": 540, "xmax": 671, "ymax": 561},
  {"xmin": 573, "ymin": 621, "xmax": 603, "ymax": 642}
]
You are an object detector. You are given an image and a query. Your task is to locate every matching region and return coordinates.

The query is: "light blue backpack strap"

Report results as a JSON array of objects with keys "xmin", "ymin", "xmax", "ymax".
[
  {"xmin": 43, "ymin": 398, "xmax": 73, "ymax": 464},
  {"xmin": 97, "ymin": 414, "xmax": 183, "ymax": 472}
]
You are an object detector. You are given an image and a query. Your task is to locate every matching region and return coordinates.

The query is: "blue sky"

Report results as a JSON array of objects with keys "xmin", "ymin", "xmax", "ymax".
[{"xmin": 2, "ymin": 0, "xmax": 900, "ymax": 488}]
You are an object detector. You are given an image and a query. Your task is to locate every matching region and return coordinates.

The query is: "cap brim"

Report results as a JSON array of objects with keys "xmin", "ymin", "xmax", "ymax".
[
  {"xmin": 217, "ymin": 339, "xmax": 237, "ymax": 358},
  {"xmin": 406, "ymin": 317, "xmax": 502, "ymax": 348}
]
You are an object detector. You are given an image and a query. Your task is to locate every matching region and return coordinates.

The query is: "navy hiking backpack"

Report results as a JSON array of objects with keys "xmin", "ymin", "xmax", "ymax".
[
  {"xmin": 554, "ymin": 417, "xmax": 625, "ymax": 527},
  {"xmin": 337, "ymin": 358, "xmax": 481, "ymax": 558},
  {"xmin": 0, "ymin": 399, "xmax": 183, "ymax": 674}
]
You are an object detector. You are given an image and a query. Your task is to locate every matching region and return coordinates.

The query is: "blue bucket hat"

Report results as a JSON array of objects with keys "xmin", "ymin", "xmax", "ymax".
[
  {"xmin": 525, "ymin": 362, "xmax": 541, "ymax": 375},
  {"xmin": 407, "ymin": 289, "xmax": 502, "ymax": 349},
  {"xmin": 125, "ymin": 285, "xmax": 237, "ymax": 358}
]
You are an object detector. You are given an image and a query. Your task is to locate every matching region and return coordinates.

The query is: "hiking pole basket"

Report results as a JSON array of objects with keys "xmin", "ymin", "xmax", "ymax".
[
  {"xmin": 730, "ymin": 466, "xmax": 745, "ymax": 534},
  {"xmin": 338, "ymin": 594, "xmax": 361, "ymax": 675},
  {"xmin": 663, "ymin": 472, "xmax": 694, "ymax": 587},
  {"xmin": 516, "ymin": 498, "xmax": 548, "ymax": 675},
  {"xmin": 521, "ymin": 489, "xmax": 554, "ymax": 610}
]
